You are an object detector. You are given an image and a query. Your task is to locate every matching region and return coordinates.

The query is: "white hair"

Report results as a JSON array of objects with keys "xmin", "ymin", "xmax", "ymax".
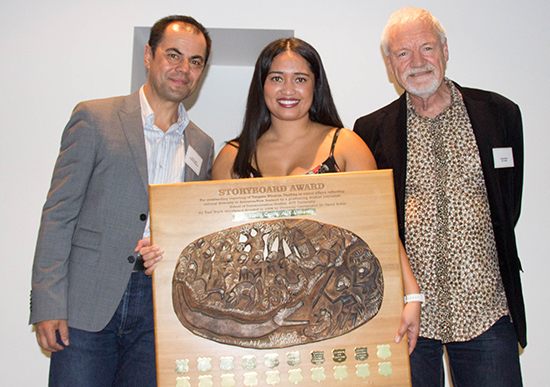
[{"xmin": 381, "ymin": 7, "xmax": 446, "ymax": 56}]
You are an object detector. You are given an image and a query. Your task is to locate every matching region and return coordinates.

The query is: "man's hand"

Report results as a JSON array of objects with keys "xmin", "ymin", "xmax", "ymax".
[
  {"xmin": 135, "ymin": 238, "xmax": 164, "ymax": 276},
  {"xmin": 35, "ymin": 319, "xmax": 69, "ymax": 352}
]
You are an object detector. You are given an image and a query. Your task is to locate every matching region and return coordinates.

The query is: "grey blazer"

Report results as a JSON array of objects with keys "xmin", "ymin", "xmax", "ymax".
[{"xmin": 30, "ymin": 91, "xmax": 214, "ymax": 331}]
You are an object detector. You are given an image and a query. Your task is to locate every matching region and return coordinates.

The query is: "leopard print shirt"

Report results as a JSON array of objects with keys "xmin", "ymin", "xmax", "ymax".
[{"xmin": 404, "ymin": 79, "xmax": 509, "ymax": 343}]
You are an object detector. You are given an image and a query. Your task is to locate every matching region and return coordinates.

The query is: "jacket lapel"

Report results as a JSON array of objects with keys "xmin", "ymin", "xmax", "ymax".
[
  {"xmin": 183, "ymin": 121, "xmax": 200, "ymax": 182},
  {"xmin": 390, "ymin": 94, "xmax": 408, "ymax": 189},
  {"xmin": 457, "ymin": 84, "xmax": 506, "ymax": 223},
  {"xmin": 459, "ymin": 87, "xmax": 496, "ymax": 167},
  {"xmin": 119, "ymin": 92, "xmax": 149, "ymax": 194},
  {"xmin": 380, "ymin": 94, "xmax": 408, "ymax": 207}
]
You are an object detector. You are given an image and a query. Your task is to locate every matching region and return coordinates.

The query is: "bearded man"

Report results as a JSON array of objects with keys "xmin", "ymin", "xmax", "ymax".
[{"xmin": 354, "ymin": 7, "xmax": 525, "ymax": 387}]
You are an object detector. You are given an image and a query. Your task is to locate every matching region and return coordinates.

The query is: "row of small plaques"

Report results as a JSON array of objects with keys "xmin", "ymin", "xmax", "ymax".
[
  {"xmin": 176, "ymin": 363, "xmax": 393, "ymax": 387},
  {"xmin": 173, "ymin": 345, "xmax": 393, "ymax": 385},
  {"xmin": 175, "ymin": 345, "xmax": 392, "ymax": 374}
]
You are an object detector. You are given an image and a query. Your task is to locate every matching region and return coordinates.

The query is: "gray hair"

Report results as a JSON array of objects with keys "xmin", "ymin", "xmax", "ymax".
[{"xmin": 381, "ymin": 7, "xmax": 446, "ymax": 56}]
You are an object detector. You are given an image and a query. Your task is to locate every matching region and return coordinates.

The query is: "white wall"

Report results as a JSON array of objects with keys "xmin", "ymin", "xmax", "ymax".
[{"xmin": 1, "ymin": 0, "xmax": 547, "ymax": 385}]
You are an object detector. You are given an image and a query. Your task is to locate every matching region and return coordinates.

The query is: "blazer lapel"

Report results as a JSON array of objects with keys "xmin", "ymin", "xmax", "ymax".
[
  {"xmin": 183, "ymin": 125, "xmax": 192, "ymax": 182},
  {"xmin": 183, "ymin": 121, "xmax": 201, "ymax": 182},
  {"xmin": 380, "ymin": 94, "xmax": 408, "ymax": 204},
  {"xmin": 458, "ymin": 85, "xmax": 500, "ymax": 187},
  {"xmin": 372, "ymin": 93, "xmax": 408, "ymax": 235},
  {"xmin": 462, "ymin": 99, "xmax": 496, "ymax": 166},
  {"xmin": 119, "ymin": 92, "xmax": 149, "ymax": 194}
]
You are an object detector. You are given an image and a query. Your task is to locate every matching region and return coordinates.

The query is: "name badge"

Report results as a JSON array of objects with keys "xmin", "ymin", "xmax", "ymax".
[
  {"xmin": 492, "ymin": 147, "xmax": 514, "ymax": 169},
  {"xmin": 185, "ymin": 145, "xmax": 203, "ymax": 176}
]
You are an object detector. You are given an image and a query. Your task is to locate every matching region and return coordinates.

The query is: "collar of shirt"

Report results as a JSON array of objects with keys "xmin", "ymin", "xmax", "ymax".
[
  {"xmin": 139, "ymin": 85, "xmax": 190, "ymax": 135},
  {"xmin": 406, "ymin": 77, "xmax": 459, "ymax": 122}
]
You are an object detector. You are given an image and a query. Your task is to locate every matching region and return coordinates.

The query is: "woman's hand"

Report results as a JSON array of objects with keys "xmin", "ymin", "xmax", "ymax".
[
  {"xmin": 134, "ymin": 238, "xmax": 164, "ymax": 276},
  {"xmin": 395, "ymin": 301, "xmax": 421, "ymax": 355}
]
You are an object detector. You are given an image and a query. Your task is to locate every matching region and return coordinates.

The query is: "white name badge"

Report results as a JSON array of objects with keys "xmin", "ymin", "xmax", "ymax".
[
  {"xmin": 492, "ymin": 147, "xmax": 514, "ymax": 168},
  {"xmin": 185, "ymin": 145, "xmax": 203, "ymax": 176}
]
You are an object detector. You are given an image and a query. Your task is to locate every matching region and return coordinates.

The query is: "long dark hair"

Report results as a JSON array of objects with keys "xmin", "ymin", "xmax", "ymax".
[{"xmin": 232, "ymin": 37, "xmax": 343, "ymax": 178}]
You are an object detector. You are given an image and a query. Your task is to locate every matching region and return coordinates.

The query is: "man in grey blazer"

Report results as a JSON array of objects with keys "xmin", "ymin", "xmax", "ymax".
[{"xmin": 30, "ymin": 15, "xmax": 214, "ymax": 386}]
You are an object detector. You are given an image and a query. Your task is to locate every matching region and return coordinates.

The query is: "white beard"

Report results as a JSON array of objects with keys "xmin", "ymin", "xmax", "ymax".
[{"xmin": 403, "ymin": 64, "xmax": 441, "ymax": 98}]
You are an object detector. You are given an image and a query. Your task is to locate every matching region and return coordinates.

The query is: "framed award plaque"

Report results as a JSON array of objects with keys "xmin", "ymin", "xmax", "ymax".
[{"xmin": 150, "ymin": 170, "xmax": 411, "ymax": 386}]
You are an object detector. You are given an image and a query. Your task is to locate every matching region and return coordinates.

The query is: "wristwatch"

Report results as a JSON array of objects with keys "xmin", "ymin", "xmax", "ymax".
[{"xmin": 404, "ymin": 293, "xmax": 425, "ymax": 304}]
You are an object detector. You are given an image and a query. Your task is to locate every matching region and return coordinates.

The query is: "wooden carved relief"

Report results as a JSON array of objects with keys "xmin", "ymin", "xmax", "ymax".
[{"xmin": 172, "ymin": 219, "xmax": 384, "ymax": 349}]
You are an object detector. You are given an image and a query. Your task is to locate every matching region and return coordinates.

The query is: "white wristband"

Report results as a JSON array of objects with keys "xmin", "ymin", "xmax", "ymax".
[{"xmin": 404, "ymin": 293, "xmax": 425, "ymax": 304}]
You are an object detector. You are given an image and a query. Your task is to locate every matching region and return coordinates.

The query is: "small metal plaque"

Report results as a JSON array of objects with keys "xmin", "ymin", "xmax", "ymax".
[
  {"xmin": 220, "ymin": 374, "xmax": 236, "ymax": 387},
  {"xmin": 286, "ymin": 351, "xmax": 301, "ymax": 367},
  {"xmin": 288, "ymin": 369, "xmax": 304, "ymax": 384},
  {"xmin": 377, "ymin": 344, "xmax": 391, "ymax": 359},
  {"xmin": 264, "ymin": 353, "xmax": 279, "ymax": 368},
  {"xmin": 310, "ymin": 351, "xmax": 325, "ymax": 365},
  {"xmin": 175, "ymin": 359, "xmax": 189, "ymax": 374},
  {"xmin": 220, "ymin": 356, "xmax": 235, "ymax": 371},
  {"xmin": 333, "ymin": 365, "xmax": 349, "ymax": 381},
  {"xmin": 356, "ymin": 363, "xmax": 371, "ymax": 379},
  {"xmin": 378, "ymin": 362, "xmax": 393, "ymax": 377},
  {"xmin": 311, "ymin": 367, "xmax": 326, "ymax": 382},
  {"xmin": 355, "ymin": 347, "xmax": 369, "ymax": 361},
  {"xmin": 198, "ymin": 374, "xmax": 213, "ymax": 387},
  {"xmin": 266, "ymin": 370, "xmax": 281, "ymax": 386},
  {"xmin": 233, "ymin": 208, "xmax": 316, "ymax": 221},
  {"xmin": 220, "ymin": 356, "xmax": 234, "ymax": 371},
  {"xmin": 243, "ymin": 372, "xmax": 259, "ymax": 387},
  {"xmin": 332, "ymin": 349, "xmax": 347, "ymax": 363},
  {"xmin": 197, "ymin": 357, "xmax": 212, "ymax": 372},
  {"xmin": 242, "ymin": 355, "xmax": 257, "ymax": 370},
  {"xmin": 176, "ymin": 376, "xmax": 191, "ymax": 387}
]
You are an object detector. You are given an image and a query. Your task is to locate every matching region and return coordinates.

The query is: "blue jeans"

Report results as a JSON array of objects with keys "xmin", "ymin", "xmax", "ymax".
[
  {"xmin": 49, "ymin": 272, "xmax": 157, "ymax": 387},
  {"xmin": 410, "ymin": 316, "xmax": 522, "ymax": 387}
]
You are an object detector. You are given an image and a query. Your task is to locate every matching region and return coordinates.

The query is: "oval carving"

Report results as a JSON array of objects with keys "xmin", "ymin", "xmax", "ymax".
[{"xmin": 173, "ymin": 218, "xmax": 384, "ymax": 348}]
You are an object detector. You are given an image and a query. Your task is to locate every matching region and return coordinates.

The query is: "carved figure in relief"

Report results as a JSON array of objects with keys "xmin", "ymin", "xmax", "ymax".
[{"xmin": 173, "ymin": 219, "xmax": 384, "ymax": 348}]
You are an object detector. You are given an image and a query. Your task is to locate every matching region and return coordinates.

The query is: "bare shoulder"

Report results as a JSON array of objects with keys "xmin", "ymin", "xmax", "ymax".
[
  {"xmin": 334, "ymin": 128, "xmax": 377, "ymax": 171},
  {"xmin": 212, "ymin": 142, "xmax": 238, "ymax": 180},
  {"xmin": 334, "ymin": 128, "xmax": 371, "ymax": 153}
]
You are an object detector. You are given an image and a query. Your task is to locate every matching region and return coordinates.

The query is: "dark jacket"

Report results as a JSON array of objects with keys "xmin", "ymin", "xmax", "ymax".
[{"xmin": 353, "ymin": 82, "xmax": 526, "ymax": 347}]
